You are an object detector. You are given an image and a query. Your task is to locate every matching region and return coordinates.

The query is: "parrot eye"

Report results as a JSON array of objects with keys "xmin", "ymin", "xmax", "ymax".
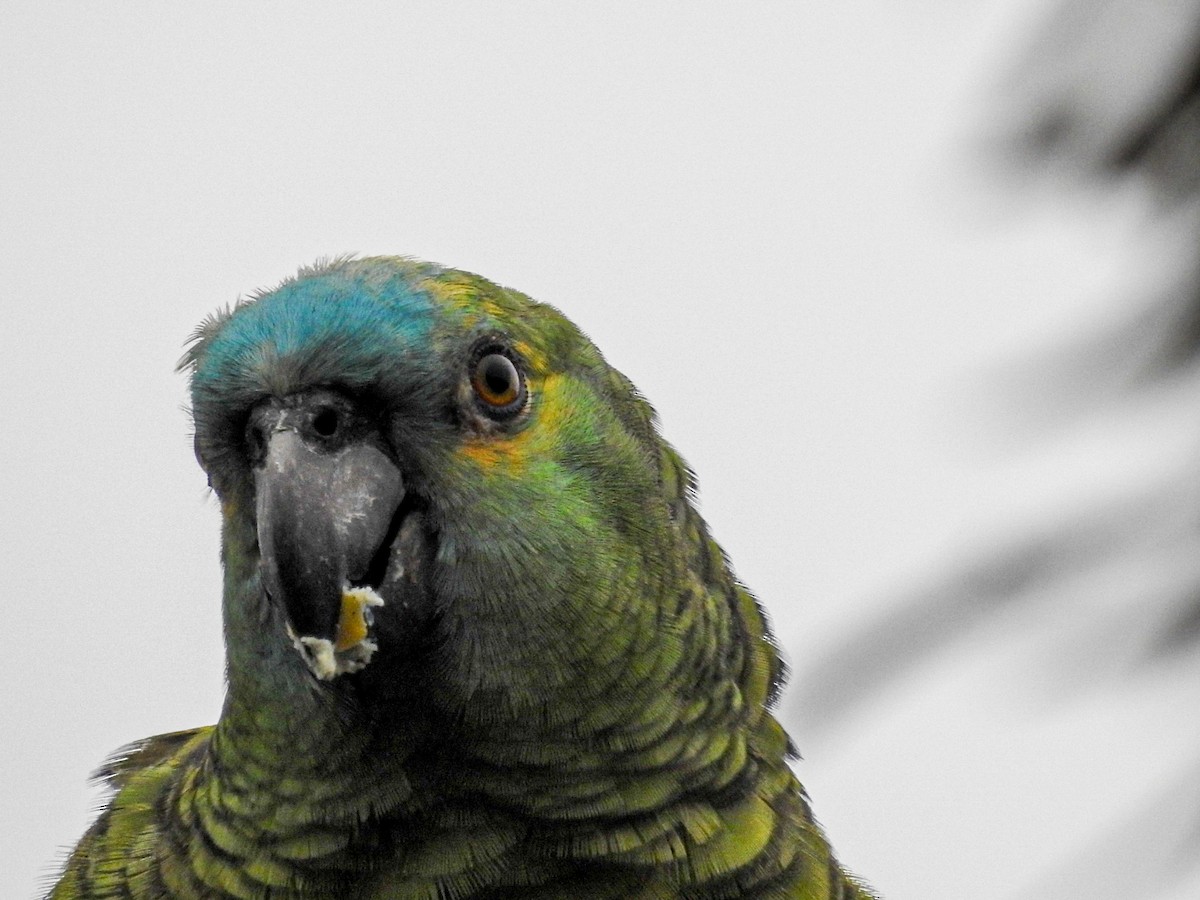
[{"xmin": 470, "ymin": 349, "xmax": 526, "ymax": 418}]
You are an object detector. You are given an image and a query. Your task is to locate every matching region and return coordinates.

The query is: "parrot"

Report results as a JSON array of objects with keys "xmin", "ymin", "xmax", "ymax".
[{"xmin": 49, "ymin": 256, "xmax": 873, "ymax": 899}]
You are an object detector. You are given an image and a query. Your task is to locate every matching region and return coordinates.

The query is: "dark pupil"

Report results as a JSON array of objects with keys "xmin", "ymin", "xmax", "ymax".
[{"xmin": 483, "ymin": 357, "xmax": 512, "ymax": 395}]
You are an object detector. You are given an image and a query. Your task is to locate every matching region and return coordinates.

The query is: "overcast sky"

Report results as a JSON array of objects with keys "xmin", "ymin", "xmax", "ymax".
[{"xmin": 5, "ymin": 3, "xmax": 1200, "ymax": 898}]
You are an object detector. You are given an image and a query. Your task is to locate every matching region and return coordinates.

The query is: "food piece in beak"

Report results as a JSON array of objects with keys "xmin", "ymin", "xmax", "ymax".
[{"xmin": 287, "ymin": 586, "xmax": 386, "ymax": 681}]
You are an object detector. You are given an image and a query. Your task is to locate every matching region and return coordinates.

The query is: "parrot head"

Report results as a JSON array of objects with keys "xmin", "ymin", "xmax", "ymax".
[
  {"xmin": 184, "ymin": 256, "xmax": 688, "ymax": 733},
  {"xmin": 51, "ymin": 256, "xmax": 856, "ymax": 900}
]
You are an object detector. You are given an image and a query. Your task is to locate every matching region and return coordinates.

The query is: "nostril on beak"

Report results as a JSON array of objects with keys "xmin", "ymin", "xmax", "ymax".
[{"xmin": 311, "ymin": 407, "xmax": 339, "ymax": 438}]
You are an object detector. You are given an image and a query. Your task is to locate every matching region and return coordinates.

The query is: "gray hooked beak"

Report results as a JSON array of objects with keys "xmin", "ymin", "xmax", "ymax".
[{"xmin": 254, "ymin": 427, "xmax": 405, "ymax": 645}]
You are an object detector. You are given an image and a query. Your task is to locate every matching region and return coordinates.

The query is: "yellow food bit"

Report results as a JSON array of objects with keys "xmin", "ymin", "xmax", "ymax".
[{"xmin": 335, "ymin": 587, "xmax": 384, "ymax": 652}]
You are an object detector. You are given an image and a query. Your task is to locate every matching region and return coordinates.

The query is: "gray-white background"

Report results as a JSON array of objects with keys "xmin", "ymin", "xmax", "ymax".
[{"xmin": 5, "ymin": 3, "xmax": 1198, "ymax": 898}]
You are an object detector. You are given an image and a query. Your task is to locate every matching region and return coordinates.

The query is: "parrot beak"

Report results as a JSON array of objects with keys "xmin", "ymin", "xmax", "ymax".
[{"xmin": 254, "ymin": 416, "xmax": 406, "ymax": 679}]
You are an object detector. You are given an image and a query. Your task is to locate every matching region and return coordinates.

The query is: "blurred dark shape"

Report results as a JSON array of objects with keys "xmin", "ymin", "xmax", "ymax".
[
  {"xmin": 1002, "ymin": 0, "xmax": 1200, "ymax": 202},
  {"xmin": 790, "ymin": 0, "xmax": 1200, "ymax": 894},
  {"xmin": 996, "ymin": 0, "xmax": 1200, "ymax": 391},
  {"xmin": 798, "ymin": 475, "xmax": 1200, "ymax": 726}
]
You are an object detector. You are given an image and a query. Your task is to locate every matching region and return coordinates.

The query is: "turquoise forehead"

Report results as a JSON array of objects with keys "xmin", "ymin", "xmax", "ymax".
[{"xmin": 193, "ymin": 262, "xmax": 445, "ymax": 393}]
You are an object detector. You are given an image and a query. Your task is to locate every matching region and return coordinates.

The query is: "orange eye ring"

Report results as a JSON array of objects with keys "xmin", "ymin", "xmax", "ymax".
[{"xmin": 470, "ymin": 350, "xmax": 526, "ymax": 417}]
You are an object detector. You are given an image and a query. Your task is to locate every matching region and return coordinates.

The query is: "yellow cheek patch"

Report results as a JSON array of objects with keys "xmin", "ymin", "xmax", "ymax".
[
  {"xmin": 459, "ymin": 373, "xmax": 567, "ymax": 473},
  {"xmin": 459, "ymin": 441, "xmax": 510, "ymax": 471}
]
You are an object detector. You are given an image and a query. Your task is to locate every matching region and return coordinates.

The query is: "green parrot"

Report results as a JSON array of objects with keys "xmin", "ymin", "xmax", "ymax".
[{"xmin": 50, "ymin": 257, "xmax": 872, "ymax": 899}]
